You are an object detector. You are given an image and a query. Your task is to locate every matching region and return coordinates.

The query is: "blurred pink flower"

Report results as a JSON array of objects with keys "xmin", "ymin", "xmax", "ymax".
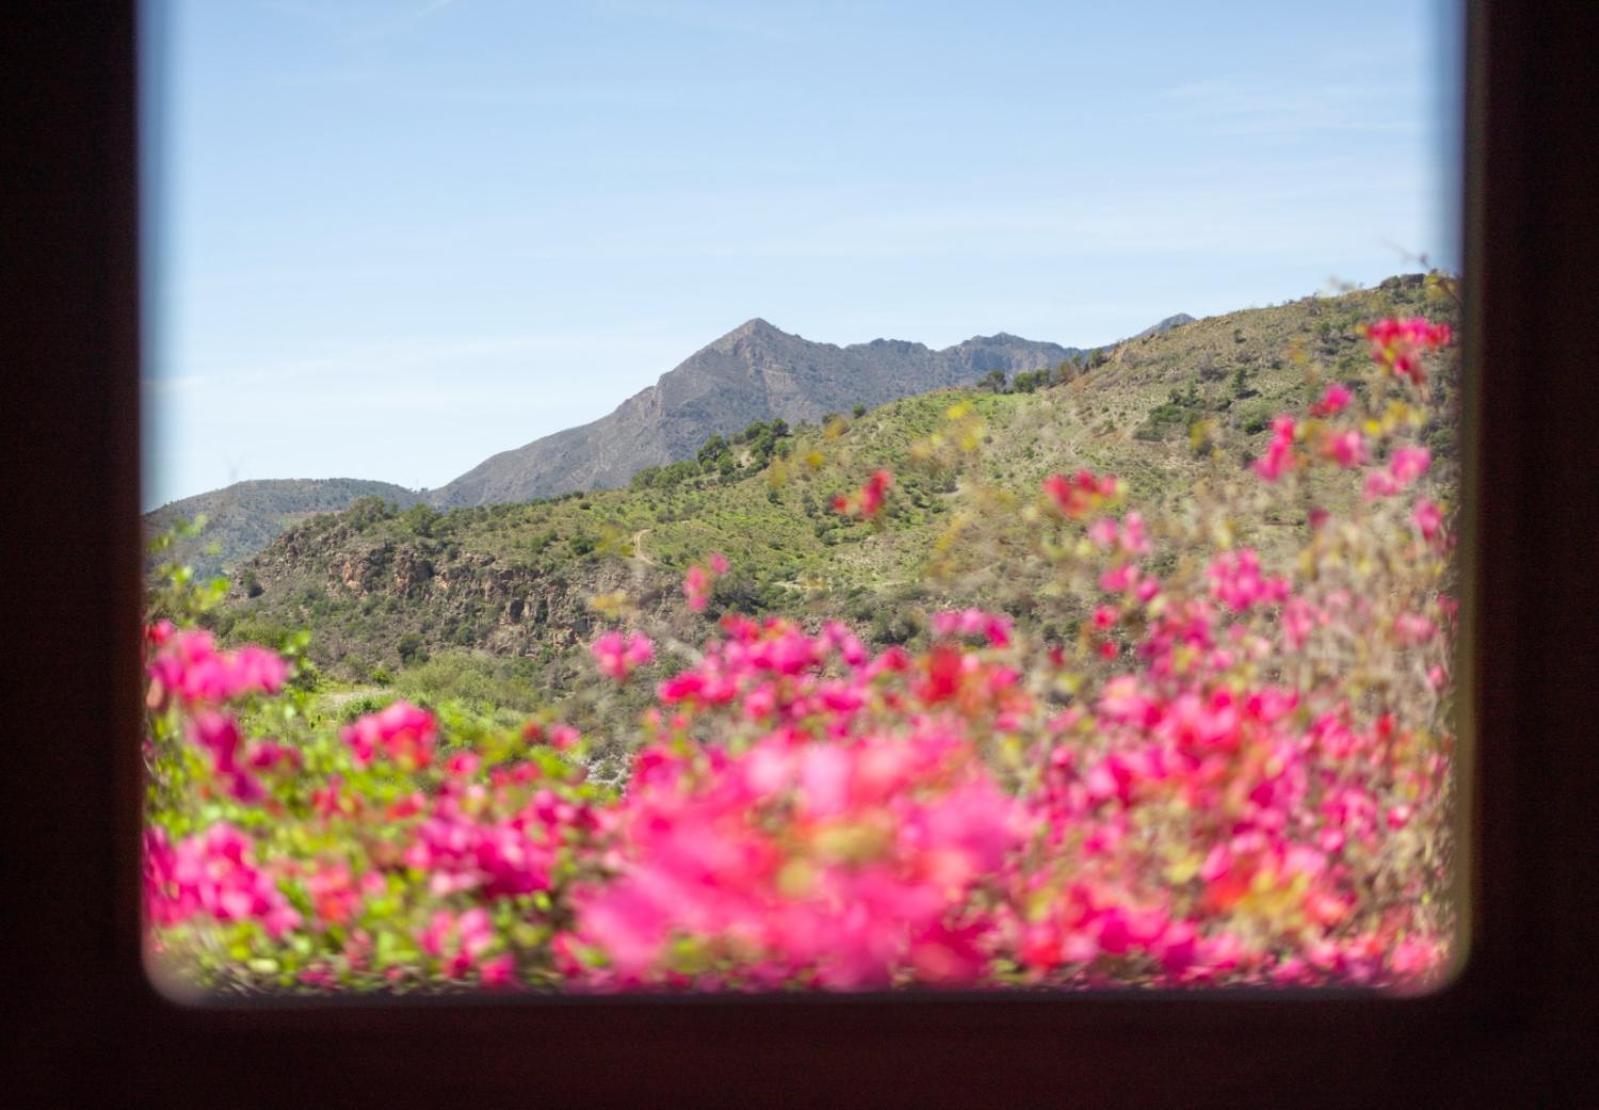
[
  {"xmin": 591, "ymin": 630, "xmax": 655, "ymax": 681},
  {"xmin": 1310, "ymin": 383, "xmax": 1353, "ymax": 417},
  {"xmin": 1252, "ymin": 416, "xmax": 1299, "ymax": 482},
  {"xmin": 341, "ymin": 701, "xmax": 437, "ymax": 769}
]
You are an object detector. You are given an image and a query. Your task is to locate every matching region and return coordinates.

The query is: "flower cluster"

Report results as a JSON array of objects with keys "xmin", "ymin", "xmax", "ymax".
[
  {"xmin": 682, "ymin": 551, "xmax": 730, "ymax": 612},
  {"xmin": 1253, "ymin": 416, "xmax": 1300, "ymax": 482},
  {"xmin": 590, "ymin": 631, "xmax": 655, "ymax": 681},
  {"xmin": 832, "ymin": 468, "xmax": 894, "ymax": 520},
  {"xmin": 564, "ymin": 727, "xmax": 1021, "ymax": 989},
  {"xmin": 144, "ymin": 823, "xmax": 301, "ymax": 939},
  {"xmin": 1043, "ymin": 469, "xmax": 1122, "ymax": 519},
  {"xmin": 931, "ymin": 608, "xmax": 1014, "ymax": 647},
  {"xmin": 342, "ymin": 700, "xmax": 437, "ymax": 770},
  {"xmin": 1364, "ymin": 446, "xmax": 1431, "ymax": 500},
  {"xmin": 146, "ymin": 624, "xmax": 287, "ymax": 710},
  {"xmin": 1363, "ymin": 316, "xmax": 1452, "ymax": 385}
]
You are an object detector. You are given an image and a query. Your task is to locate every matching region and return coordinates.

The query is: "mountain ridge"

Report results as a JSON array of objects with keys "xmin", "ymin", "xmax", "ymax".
[{"xmin": 427, "ymin": 319, "xmax": 1088, "ymax": 508}]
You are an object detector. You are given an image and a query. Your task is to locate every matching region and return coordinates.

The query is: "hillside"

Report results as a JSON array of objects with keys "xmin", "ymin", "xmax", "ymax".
[
  {"xmin": 429, "ymin": 319, "xmax": 1086, "ymax": 507},
  {"xmin": 145, "ymin": 478, "xmax": 423, "ymax": 579},
  {"xmin": 207, "ymin": 275, "xmax": 1455, "ymax": 715}
]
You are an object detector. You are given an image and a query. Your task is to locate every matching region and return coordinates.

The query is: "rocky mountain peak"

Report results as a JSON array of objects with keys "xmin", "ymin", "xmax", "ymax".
[{"xmin": 429, "ymin": 320, "xmax": 1084, "ymax": 507}]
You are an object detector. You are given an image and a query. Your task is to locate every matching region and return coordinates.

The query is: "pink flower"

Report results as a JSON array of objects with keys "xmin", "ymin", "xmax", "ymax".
[
  {"xmin": 591, "ymin": 630, "xmax": 655, "ymax": 681},
  {"xmin": 1363, "ymin": 471, "xmax": 1398, "ymax": 500},
  {"xmin": 1413, "ymin": 499, "xmax": 1443, "ymax": 541},
  {"xmin": 188, "ymin": 711, "xmax": 265, "ymax": 803},
  {"xmin": 444, "ymin": 751, "xmax": 481, "ymax": 778},
  {"xmin": 931, "ymin": 608, "xmax": 1013, "ymax": 647},
  {"xmin": 568, "ymin": 724, "xmax": 1022, "ymax": 988},
  {"xmin": 341, "ymin": 701, "xmax": 437, "ymax": 769},
  {"xmin": 479, "ymin": 954, "xmax": 517, "ymax": 988},
  {"xmin": 1363, "ymin": 316, "xmax": 1452, "ymax": 385},
  {"xmin": 144, "ymin": 823, "xmax": 300, "ymax": 938},
  {"xmin": 1365, "ymin": 446, "xmax": 1430, "ymax": 500},
  {"xmin": 246, "ymin": 740, "xmax": 300, "ymax": 772},
  {"xmin": 1099, "ymin": 563, "xmax": 1144, "ymax": 594},
  {"xmin": 1043, "ymin": 469, "xmax": 1121, "ymax": 519},
  {"xmin": 1119, "ymin": 513, "xmax": 1151, "ymax": 556},
  {"xmin": 145, "ymin": 630, "xmax": 289, "ymax": 711},
  {"xmin": 1206, "ymin": 549, "xmax": 1289, "ymax": 611},
  {"xmin": 833, "ymin": 469, "xmax": 895, "ymax": 520},
  {"xmin": 1323, "ymin": 429, "xmax": 1366, "ymax": 469},
  {"xmin": 1252, "ymin": 416, "xmax": 1298, "ymax": 482},
  {"xmin": 682, "ymin": 566, "xmax": 710, "ymax": 611},
  {"xmin": 682, "ymin": 553, "xmax": 729, "ymax": 612},
  {"xmin": 305, "ymin": 861, "xmax": 361, "ymax": 926},
  {"xmin": 1310, "ymin": 383, "xmax": 1353, "ymax": 417},
  {"xmin": 1281, "ymin": 598, "xmax": 1320, "ymax": 651},
  {"xmin": 419, "ymin": 908, "xmax": 498, "ymax": 980},
  {"xmin": 1389, "ymin": 446, "xmax": 1431, "ymax": 485},
  {"xmin": 1394, "ymin": 612, "xmax": 1436, "ymax": 645}
]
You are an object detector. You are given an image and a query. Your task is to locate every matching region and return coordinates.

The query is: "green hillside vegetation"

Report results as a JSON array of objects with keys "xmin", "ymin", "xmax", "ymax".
[
  {"xmin": 145, "ymin": 477, "xmax": 423, "ymax": 579},
  {"xmin": 197, "ymin": 276, "xmax": 1456, "ymax": 763}
]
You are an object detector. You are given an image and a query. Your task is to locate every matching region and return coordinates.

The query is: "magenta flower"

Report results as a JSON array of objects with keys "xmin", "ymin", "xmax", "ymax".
[
  {"xmin": 1389, "ymin": 446, "xmax": 1431, "ymax": 485},
  {"xmin": 931, "ymin": 608, "xmax": 1013, "ymax": 647},
  {"xmin": 1309, "ymin": 383, "xmax": 1353, "ymax": 417},
  {"xmin": 1412, "ymin": 498, "xmax": 1443, "ymax": 541},
  {"xmin": 591, "ymin": 630, "xmax": 655, "ymax": 681},
  {"xmin": 1323, "ymin": 429, "xmax": 1366, "ymax": 469},
  {"xmin": 419, "ymin": 907, "xmax": 499, "ymax": 980},
  {"xmin": 141, "ymin": 307, "xmax": 1459, "ymax": 994},
  {"xmin": 682, "ymin": 552, "xmax": 729, "ymax": 612},
  {"xmin": 1043, "ymin": 469, "xmax": 1120, "ymax": 519},
  {"xmin": 144, "ymin": 822, "xmax": 300, "ymax": 938},
  {"xmin": 145, "ymin": 629, "xmax": 289, "ymax": 711},
  {"xmin": 1206, "ymin": 549, "xmax": 1289, "ymax": 611},
  {"xmin": 341, "ymin": 701, "xmax": 437, "ymax": 769},
  {"xmin": 1363, "ymin": 316, "xmax": 1452, "ymax": 385},
  {"xmin": 188, "ymin": 711, "xmax": 266, "ymax": 803},
  {"xmin": 1252, "ymin": 416, "xmax": 1299, "ymax": 482},
  {"xmin": 833, "ymin": 469, "xmax": 895, "ymax": 520}
]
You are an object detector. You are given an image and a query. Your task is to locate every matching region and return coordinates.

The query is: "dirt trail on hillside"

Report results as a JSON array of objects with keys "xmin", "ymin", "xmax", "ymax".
[{"xmin": 632, "ymin": 528, "xmax": 657, "ymax": 566}]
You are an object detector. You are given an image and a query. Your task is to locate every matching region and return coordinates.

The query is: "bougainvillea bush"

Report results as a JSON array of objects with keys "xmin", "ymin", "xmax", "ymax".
[{"xmin": 144, "ymin": 315, "xmax": 1458, "ymax": 995}]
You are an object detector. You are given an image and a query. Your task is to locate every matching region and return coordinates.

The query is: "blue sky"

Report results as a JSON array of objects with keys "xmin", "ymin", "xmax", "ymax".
[{"xmin": 142, "ymin": 0, "xmax": 1461, "ymax": 509}]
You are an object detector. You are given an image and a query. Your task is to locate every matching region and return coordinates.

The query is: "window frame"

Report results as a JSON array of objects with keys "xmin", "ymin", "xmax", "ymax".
[{"xmin": 6, "ymin": 1, "xmax": 1599, "ymax": 1102}]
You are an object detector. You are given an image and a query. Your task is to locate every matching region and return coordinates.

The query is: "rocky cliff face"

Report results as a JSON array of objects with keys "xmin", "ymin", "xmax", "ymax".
[
  {"xmin": 430, "ymin": 319, "xmax": 1082, "ymax": 507},
  {"xmin": 242, "ymin": 514, "xmax": 677, "ymax": 667}
]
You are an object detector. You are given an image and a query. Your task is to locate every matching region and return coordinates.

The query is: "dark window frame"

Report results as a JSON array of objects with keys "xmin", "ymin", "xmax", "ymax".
[{"xmin": 5, "ymin": 1, "xmax": 1597, "ymax": 1103}]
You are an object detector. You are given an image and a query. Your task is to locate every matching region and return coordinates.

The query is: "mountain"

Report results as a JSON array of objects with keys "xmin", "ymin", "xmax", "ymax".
[
  {"xmin": 145, "ymin": 478, "xmax": 423, "ymax": 579},
  {"xmin": 429, "ymin": 320, "xmax": 1085, "ymax": 507},
  {"xmin": 1130, "ymin": 312, "xmax": 1196, "ymax": 340}
]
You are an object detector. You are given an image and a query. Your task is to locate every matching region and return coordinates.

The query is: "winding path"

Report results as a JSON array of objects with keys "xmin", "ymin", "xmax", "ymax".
[{"xmin": 632, "ymin": 528, "xmax": 657, "ymax": 566}]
